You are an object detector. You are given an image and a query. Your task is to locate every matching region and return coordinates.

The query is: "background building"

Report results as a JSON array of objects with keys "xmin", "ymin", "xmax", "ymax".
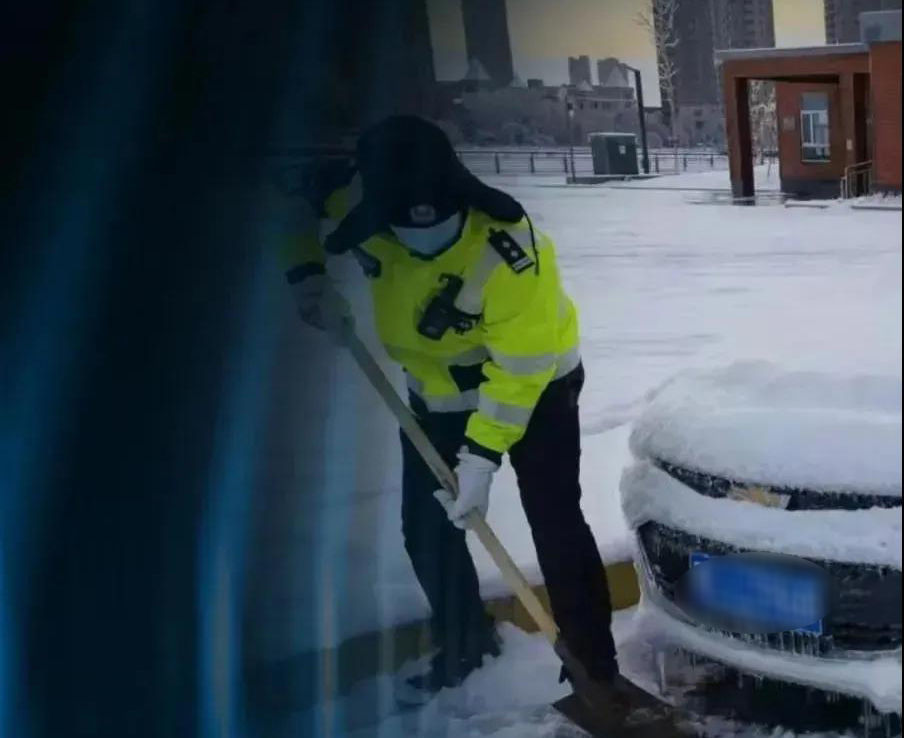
[
  {"xmin": 452, "ymin": 77, "xmax": 642, "ymax": 146},
  {"xmin": 825, "ymin": 0, "xmax": 902, "ymax": 43},
  {"xmin": 568, "ymin": 55, "xmax": 593, "ymax": 86},
  {"xmin": 283, "ymin": 0, "xmax": 436, "ymax": 138},
  {"xmin": 597, "ymin": 58, "xmax": 636, "ymax": 100},
  {"xmin": 719, "ymin": 10, "xmax": 902, "ymax": 198},
  {"xmin": 654, "ymin": 0, "xmax": 775, "ymax": 146},
  {"xmin": 662, "ymin": 0, "xmax": 775, "ymax": 108},
  {"xmin": 461, "ymin": 0, "xmax": 514, "ymax": 87},
  {"xmin": 711, "ymin": 0, "xmax": 776, "ymax": 50},
  {"xmin": 665, "ymin": 0, "xmax": 719, "ymax": 108},
  {"xmin": 461, "ymin": 57, "xmax": 494, "ymax": 92}
]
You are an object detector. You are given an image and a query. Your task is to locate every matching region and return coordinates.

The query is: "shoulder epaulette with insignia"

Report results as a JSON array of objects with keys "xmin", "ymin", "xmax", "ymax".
[{"xmin": 487, "ymin": 228, "xmax": 534, "ymax": 274}]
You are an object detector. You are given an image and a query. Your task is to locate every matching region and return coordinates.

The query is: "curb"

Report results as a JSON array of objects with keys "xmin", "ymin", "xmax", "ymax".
[
  {"xmin": 484, "ymin": 560, "xmax": 640, "ymax": 634},
  {"xmin": 245, "ymin": 561, "xmax": 640, "ymax": 714},
  {"xmin": 850, "ymin": 204, "xmax": 903, "ymax": 211},
  {"xmin": 568, "ymin": 174, "xmax": 661, "ymax": 185}
]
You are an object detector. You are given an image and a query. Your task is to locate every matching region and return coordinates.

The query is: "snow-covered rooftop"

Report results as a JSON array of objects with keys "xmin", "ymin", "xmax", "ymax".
[{"xmin": 715, "ymin": 43, "xmax": 867, "ymax": 63}]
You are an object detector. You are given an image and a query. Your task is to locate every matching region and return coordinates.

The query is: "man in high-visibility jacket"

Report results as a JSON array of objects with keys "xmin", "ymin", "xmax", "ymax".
[{"xmin": 282, "ymin": 116, "xmax": 617, "ymax": 702}]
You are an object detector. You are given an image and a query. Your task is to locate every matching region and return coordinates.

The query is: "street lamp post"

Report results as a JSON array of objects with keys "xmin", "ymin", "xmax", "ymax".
[
  {"xmin": 566, "ymin": 99, "xmax": 576, "ymax": 182},
  {"xmin": 623, "ymin": 64, "xmax": 650, "ymax": 174}
]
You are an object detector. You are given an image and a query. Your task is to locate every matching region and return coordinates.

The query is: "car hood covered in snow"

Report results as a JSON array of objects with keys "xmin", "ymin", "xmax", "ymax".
[
  {"xmin": 621, "ymin": 363, "xmax": 902, "ymax": 715},
  {"xmin": 629, "ymin": 362, "xmax": 902, "ymax": 498}
]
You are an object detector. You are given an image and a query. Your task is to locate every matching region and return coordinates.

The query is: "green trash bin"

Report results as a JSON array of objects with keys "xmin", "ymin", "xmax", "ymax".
[{"xmin": 590, "ymin": 132, "xmax": 639, "ymax": 176}]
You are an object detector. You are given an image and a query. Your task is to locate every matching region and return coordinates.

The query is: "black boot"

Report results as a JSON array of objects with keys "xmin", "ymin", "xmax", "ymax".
[
  {"xmin": 397, "ymin": 627, "xmax": 501, "ymax": 706},
  {"xmin": 560, "ymin": 664, "xmax": 677, "ymax": 730},
  {"xmin": 559, "ymin": 657, "xmax": 619, "ymax": 685}
]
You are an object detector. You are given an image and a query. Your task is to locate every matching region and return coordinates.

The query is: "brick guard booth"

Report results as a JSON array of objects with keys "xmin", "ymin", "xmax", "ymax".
[{"xmin": 717, "ymin": 9, "xmax": 901, "ymax": 201}]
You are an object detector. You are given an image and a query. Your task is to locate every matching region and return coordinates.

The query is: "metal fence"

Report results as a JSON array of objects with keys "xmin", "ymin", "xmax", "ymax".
[
  {"xmin": 840, "ymin": 160, "xmax": 873, "ymax": 199},
  {"xmin": 264, "ymin": 146, "xmax": 776, "ymax": 194},
  {"xmin": 455, "ymin": 148, "xmax": 730, "ymax": 176}
]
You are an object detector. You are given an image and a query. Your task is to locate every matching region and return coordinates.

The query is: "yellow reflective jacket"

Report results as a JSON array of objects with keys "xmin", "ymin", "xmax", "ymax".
[{"xmin": 280, "ymin": 180, "xmax": 580, "ymax": 460}]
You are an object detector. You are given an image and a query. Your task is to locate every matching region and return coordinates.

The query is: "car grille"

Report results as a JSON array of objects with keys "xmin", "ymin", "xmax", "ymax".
[
  {"xmin": 638, "ymin": 521, "xmax": 902, "ymax": 654},
  {"xmin": 655, "ymin": 459, "xmax": 902, "ymax": 511}
]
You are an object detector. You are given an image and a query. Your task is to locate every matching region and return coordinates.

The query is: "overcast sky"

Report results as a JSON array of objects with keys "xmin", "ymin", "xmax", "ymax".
[{"xmin": 427, "ymin": 0, "xmax": 826, "ymax": 105}]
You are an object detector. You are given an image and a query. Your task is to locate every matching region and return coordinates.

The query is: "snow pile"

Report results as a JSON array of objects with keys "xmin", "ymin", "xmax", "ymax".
[
  {"xmin": 283, "ymin": 622, "xmax": 574, "ymax": 738},
  {"xmin": 629, "ymin": 362, "xmax": 902, "ymax": 496},
  {"xmin": 849, "ymin": 192, "xmax": 902, "ymax": 210}
]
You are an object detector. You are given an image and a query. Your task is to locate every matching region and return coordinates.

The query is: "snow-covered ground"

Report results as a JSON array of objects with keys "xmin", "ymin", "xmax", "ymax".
[
  {"xmin": 278, "ymin": 608, "xmax": 880, "ymax": 738},
  {"xmin": 248, "ymin": 164, "xmax": 902, "ymax": 679},
  {"xmin": 483, "ymin": 161, "xmax": 779, "ymax": 193}
]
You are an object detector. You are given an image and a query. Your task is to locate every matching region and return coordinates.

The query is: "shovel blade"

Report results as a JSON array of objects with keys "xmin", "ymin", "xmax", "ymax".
[
  {"xmin": 554, "ymin": 692, "xmax": 620, "ymax": 736},
  {"xmin": 553, "ymin": 687, "xmax": 696, "ymax": 738}
]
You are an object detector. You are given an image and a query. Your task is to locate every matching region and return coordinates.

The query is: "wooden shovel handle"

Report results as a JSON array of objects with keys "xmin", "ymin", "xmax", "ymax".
[{"xmin": 344, "ymin": 329, "xmax": 560, "ymax": 646}]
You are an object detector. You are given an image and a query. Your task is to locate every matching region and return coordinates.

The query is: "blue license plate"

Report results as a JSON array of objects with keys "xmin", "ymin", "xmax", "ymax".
[{"xmin": 689, "ymin": 552, "xmax": 823, "ymax": 635}]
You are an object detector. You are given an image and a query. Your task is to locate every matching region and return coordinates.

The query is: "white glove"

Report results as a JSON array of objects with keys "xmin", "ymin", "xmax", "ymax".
[
  {"xmin": 433, "ymin": 449, "xmax": 499, "ymax": 530},
  {"xmin": 290, "ymin": 274, "xmax": 354, "ymax": 342}
]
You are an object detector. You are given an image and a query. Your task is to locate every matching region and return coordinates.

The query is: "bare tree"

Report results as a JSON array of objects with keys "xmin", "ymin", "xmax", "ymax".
[
  {"xmin": 748, "ymin": 79, "xmax": 777, "ymax": 164},
  {"xmin": 636, "ymin": 0, "xmax": 681, "ymax": 159}
]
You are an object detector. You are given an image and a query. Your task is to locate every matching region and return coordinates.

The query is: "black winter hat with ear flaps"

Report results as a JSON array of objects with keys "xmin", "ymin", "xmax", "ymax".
[{"xmin": 323, "ymin": 115, "xmax": 526, "ymax": 255}]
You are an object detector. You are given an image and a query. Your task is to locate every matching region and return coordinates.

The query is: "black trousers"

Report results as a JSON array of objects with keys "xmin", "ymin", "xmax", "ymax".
[{"xmin": 400, "ymin": 364, "xmax": 617, "ymax": 677}]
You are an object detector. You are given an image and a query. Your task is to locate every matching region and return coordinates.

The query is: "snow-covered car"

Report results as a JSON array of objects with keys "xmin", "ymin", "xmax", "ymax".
[{"xmin": 620, "ymin": 363, "xmax": 902, "ymax": 734}]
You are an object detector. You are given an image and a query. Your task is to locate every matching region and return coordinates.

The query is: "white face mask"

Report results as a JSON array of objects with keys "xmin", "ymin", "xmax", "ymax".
[{"xmin": 390, "ymin": 211, "xmax": 463, "ymax": 256}]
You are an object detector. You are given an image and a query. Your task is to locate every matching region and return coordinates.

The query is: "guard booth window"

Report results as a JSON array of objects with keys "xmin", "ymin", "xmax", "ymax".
[{"xmin": 800, "ymin": 92, "xmax": 830, "ymax": 162}]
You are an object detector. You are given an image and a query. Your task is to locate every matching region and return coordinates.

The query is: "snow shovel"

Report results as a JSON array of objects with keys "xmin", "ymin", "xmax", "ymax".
[{"xmin": 341, "ymin": 325, "xmax": 692, "ymax": 737}]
